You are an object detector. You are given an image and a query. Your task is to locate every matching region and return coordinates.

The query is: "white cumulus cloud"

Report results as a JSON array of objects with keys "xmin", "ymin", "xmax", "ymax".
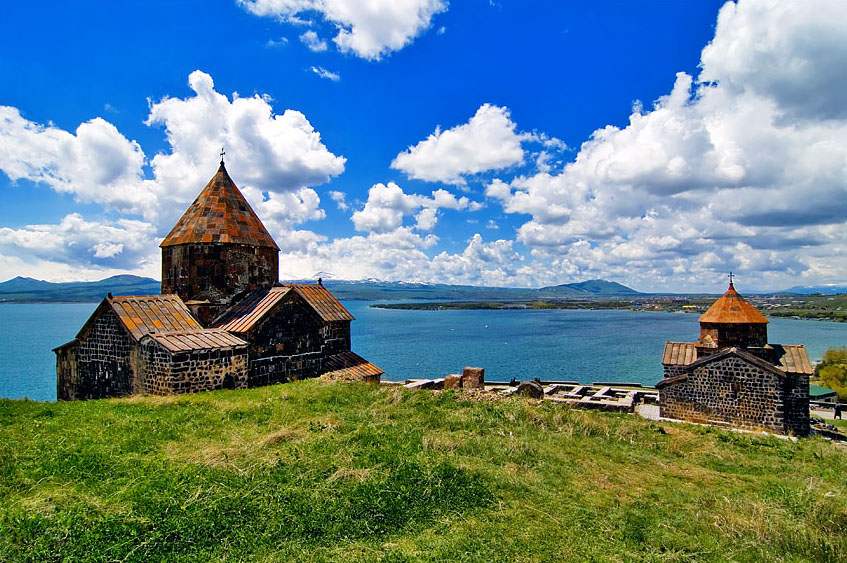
[
  {"xmin": 3, "ymin": 1, "xmax": 847, "ymax": 292},
  {"xmin": 482, "ymin": 0, "xmax": 847, "ymax": 290},
  {"xmin": 351, "ymin": 182, "xmax": 481, "ymax": 233},
  {"xmin": 0, "ymin": 108, "xmax": 156, "ymax": 217},
  {"xmin": 147, "ymin": 70, "xmax": 345, "ymax": 213},
  {"xmin": 391, "ymin": 104, "xmax": 530, "ymax": 185},
  {"xmin": 700, "ymin": 0, "xmax": 847, "ymax": 121},
  {"xmin": 0, "ymin": 70, "xmax": 347, "ymax": 279},
  {"xmin": 0, "ymin": 213, "xmax": 159, "ymax": 274},
  {"xmin": 278, "ymin": 228, "xmax": 529, "ymax": 287},
  {"xmin": 238, "ymin": 0, "xmax": 447, "ymax": 60}
]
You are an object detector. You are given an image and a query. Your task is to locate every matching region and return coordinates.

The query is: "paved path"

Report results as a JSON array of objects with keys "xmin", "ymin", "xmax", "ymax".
[{"xmin": 812, "ymin": 408, "xmax": 841, "ymax": 420}]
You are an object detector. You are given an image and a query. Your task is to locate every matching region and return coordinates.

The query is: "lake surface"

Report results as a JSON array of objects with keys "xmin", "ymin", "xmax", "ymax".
[{"xmin": 1, "ymin": 301, "xmax": 846, "ymax": 401}]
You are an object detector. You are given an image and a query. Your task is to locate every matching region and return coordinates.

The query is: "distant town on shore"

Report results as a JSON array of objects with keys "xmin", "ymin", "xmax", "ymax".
[{"xmin": 2, "ymin": 274, "xmax": 845, "ymax": 322}]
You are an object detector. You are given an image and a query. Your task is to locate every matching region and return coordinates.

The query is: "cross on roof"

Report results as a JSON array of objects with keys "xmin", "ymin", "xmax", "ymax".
[
  {"xmin": 219, "ymin": 147, "xmax": 225, "ymax": 164},
  {"xmin": 728, "ymin": 271, "xmax": 734, "ymax": 289}
]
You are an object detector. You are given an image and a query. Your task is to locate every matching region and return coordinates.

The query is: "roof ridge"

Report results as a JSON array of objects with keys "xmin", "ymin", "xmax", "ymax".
[
  {"xmin": 109, "ymin": 294, "xmax": 180, "ymax": 301},
  {"xmin": 154, "ymin": 327, "xmax": 230, "ymax": 335}
]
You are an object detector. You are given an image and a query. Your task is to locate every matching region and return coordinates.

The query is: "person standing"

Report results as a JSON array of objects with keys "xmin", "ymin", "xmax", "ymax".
[{"xmin": 835, "ymin": 402, "xmax": 843, "ymax": 420}]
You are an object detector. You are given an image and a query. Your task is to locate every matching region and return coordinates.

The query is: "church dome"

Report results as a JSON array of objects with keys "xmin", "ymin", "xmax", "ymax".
[
  {"xmin": 699, "ymin": 281, "xmax": 768, "ymax": 324},
  {"xmin": 160, "ymin": 162, "xmax": 279, "ymax": 250}
]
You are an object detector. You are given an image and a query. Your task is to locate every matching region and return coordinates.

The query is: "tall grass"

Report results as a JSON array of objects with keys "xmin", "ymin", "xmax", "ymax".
[{"xmin": 1, "ymin": 381, "xmax": 845, "ymax": 561}]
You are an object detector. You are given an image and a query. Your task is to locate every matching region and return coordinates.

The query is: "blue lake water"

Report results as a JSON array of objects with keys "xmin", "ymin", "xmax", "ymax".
[{"xmin": 1, "ymin": 301, "xmax": 846, "ymax": 402}]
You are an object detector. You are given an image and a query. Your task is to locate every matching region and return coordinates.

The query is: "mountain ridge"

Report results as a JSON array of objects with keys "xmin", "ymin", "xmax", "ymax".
[
  {"xmin": 541, "ymin": 279, "xmax": 641, "ymax": 296},
  {"xmin": 777, "ymin": 285, "xmax": 847, "ymax": 295},
  {"xmin": 0, "ymin": 275, "xmax": 161, "ymax": 302},
  {"xmin": 3, "ymin": 274, "xmax": 846, "ymax": 303},
  {"xmin": 0, "ymin": 275, "xmax": 641, "ymax": 303}
]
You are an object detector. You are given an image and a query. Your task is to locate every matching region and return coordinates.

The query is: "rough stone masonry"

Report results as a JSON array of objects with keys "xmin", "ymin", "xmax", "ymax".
[
  {"xmin": 657, "ymin": 281, "xmax": 812, "ymax": 435},
  {"xmin": 55, "ymin": 161, "xmax": 382, "ymax": 400}
]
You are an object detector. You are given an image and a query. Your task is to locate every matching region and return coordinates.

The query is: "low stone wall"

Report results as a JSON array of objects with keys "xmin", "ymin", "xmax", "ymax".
[
  {"xmin": 140, "ymin": 343, "xmax": 249, "ymax": 395},
  {"xmin": 248, "ymin": 351, "xmax": 323, "ymax": 387}
]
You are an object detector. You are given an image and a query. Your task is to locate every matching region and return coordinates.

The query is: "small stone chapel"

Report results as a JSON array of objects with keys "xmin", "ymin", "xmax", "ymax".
[
  {"xmin": 657, "ymin": 278, "xmax": 812, "ymax": 435},
  {"xmin": 55, "ymin": 160, "xmax": 382, "ymax": 400}
]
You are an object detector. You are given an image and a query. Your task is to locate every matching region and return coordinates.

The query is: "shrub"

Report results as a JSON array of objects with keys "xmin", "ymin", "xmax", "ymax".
[{"xmin": 817, "ymin": 347, "xmax": 847, "ymax": 399}]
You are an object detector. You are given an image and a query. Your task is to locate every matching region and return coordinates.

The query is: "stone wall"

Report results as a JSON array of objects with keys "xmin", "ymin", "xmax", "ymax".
[
  {"xmin": 55, "ymin": 344, "xmax": 78, "ymax": 401},
  {"xmin": 660, "ymin": 354, "xmax": 808, "ymax": 435},
  {"xmin": 662, "ymin": 364, "xmax": 689, "ymax": 379},
  {"xmin": 57, "ymin": 307, "xmax": 137, "ymax": 400},
  {"xmin": 783, "ymin": 373, "xmax": 810, "ymax": 436},
  {"xmin": 162, "ymin": 243, "xmax": 278, "ymax": 324},
  {"xmin": 139, "ymin": 341, "xmax": 248, "ymax": 395},
  {"xmin": 245, "ymin": 294, "xmax": 351, "ymax": 387}
]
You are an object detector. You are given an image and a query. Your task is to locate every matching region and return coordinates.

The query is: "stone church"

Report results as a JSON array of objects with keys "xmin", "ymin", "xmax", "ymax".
[
  {"xmin": 657, "ymin": 280, "xmax": 812, "ymax": 435},
  {"xmin": 55, "ymin": 161, "xmax": 382, "ymax": 400}
]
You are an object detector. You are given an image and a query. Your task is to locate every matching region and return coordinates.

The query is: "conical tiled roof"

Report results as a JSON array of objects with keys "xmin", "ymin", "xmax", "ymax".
[
  {"xmin": 699, "ymin": 282, "xmax": 768, "ymax": 324},
  {"xmin": 161, "ymin": 162, "xmax": 279, "ymax": 250}
]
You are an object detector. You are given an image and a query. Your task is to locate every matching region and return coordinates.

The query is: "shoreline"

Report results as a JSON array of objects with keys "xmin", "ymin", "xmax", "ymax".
[
  {"xmin": 2, "ymin": 299, "xmax": 843, "ymax": 323},
  {"xmin": 370, "ymin": 300, "xmax": 847, "ymax": 322}
]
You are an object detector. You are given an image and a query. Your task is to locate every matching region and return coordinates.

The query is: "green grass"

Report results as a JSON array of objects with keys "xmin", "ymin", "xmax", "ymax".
[{"xmin": 1, "ymin": 381, "xmax": 846, "ymax": 562}]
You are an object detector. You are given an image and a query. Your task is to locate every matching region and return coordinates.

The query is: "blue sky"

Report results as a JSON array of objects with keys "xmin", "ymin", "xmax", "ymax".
[{"xmin": 0, "ymin": 1, "xmax": 845, "ymax": 291}]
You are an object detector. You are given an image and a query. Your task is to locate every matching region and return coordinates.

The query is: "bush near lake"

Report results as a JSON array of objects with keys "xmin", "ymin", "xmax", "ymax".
[
  {"xmin": 1, "ymin": 381, "xmax": 846, "ymax": 562},
  {"xmin": 817, "ymin": 347, "xmax": 847, "ymax": 400}
]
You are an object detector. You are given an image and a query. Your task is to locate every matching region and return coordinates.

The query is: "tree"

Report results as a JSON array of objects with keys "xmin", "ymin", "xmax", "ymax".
[{"xmin": 816, "ymin": 347, "xmax": 847, "ymax": 400}]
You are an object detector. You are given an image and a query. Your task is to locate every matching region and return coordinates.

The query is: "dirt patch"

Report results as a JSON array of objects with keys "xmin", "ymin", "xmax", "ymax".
[{"xmin": 261, "ymin": 427, "xmax": 305, "ymax": 446}]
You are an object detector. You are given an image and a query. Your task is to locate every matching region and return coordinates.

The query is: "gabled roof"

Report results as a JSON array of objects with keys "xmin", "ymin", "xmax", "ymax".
[
  {"xmin": 214, "ymin": 284, "xmax": 353, "ymax": 333},
  {"xmin": 699, "ymin": 282, "xmax": 768, "ymax": 324},
  {"xmin": 288, "ymin": 284, "xmax": 354, "ymax": 322},
  {"xmin": 662, "ymin": 342, "xmax": 697, "ymax": 366},
  {"xmin": 771, "ymin": 344, "xmax": 814, "ymax": 375},
  {"xmin": 142, "ymin": 329, "xmax": 247, "ymax": 353},
  {"xmin": 322, "ymin": 351, "xmax": 383, "ymax": 382},
  {"xmin": 214, "ymin": 286, "xmax": 292, "ymax": 333},
  {"xmin": 160, "ymin": 162, "xmax": 279, "ymax": 250},
  {"xmin": 661, "ymin": 341, "xmax": 813, "ymax": 375},
  {"xmin": 86, "ymin": 294, "xmax": 202, "ymax": 341}
]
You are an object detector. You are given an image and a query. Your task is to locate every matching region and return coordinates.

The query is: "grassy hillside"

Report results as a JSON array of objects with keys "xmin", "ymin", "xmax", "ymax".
[{"xmin": 1, "ymin": 382, "xmax": 846, "ymax": 562}]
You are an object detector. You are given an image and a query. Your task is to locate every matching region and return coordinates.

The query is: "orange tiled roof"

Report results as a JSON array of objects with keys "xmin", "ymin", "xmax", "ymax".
[
  {"xmin": 143, "ymin": 329, "xmax": 247, "ymax": 353},
  {"xmin": 772, "ymin": 344, "xmax": 814, "ymax": 375},
  {"xmin": 289, "ymin": 284, "xmax": 354, "ymax": 322},
  {"xmin": 661, "ymin": 341, "xmax": 813, "ymax": 375},
  {"xmin": 106, "ymin": 294, "xmax": 202, "ymax": 340},
  {"xmin": 214, "ymin": 287, "xmax": 292, "ymax": 333},
  {"xmin": 322, "ymin": 351, "xmax": 383, "ymax": 381},
  {"xmin": 662, "ymin": 342, "xmax": 697, "ymax": 365},
  {"xmin": 160, "ymin": 163, "xmax": 279, "ymax": 250},
  {"xmin": 699, "ymin": 283, "xmax": 768, "ymax": 324},
  {"xmin": 214, "ymin": 284, "xmax": 353, "ymax": 333}
]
